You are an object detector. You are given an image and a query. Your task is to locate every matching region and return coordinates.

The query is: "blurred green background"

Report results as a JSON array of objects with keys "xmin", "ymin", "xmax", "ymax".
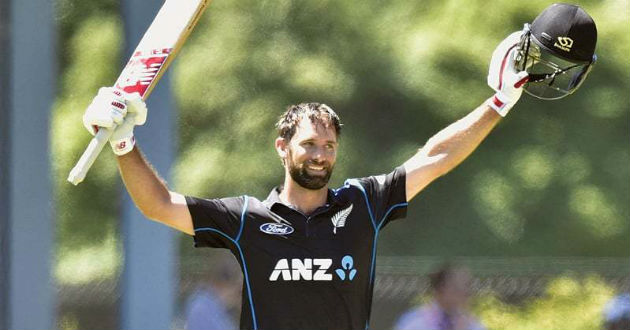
[{"xmin": 51, "ymin": 0, "xmax": 629, "ymax": 329}]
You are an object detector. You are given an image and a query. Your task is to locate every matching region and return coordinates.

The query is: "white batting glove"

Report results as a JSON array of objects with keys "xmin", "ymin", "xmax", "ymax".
[
  {"xmin": 487, "ymin": 31, "xmax": 530, "ymax": 117},
  {"xmin": 82, "ymin": 87, "xmax": 147, "ymax": 155}
]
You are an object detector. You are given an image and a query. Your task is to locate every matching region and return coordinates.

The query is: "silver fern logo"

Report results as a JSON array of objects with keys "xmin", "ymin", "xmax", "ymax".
[{"xmin": 331, "ymin": 204, "xmax": 353, "ymax": 234}]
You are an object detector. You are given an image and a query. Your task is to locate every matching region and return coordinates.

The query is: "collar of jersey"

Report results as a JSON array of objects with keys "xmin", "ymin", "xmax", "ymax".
[{"xmin": 262, "ymin": 186, "xmax": 345, "ymax": 211}]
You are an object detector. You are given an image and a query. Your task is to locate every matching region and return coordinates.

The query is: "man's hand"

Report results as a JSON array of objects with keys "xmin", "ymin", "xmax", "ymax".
[
  {"xmin": 487, "ymin": 31, "xmax": 530, "ymax": 117},
  {"xmin": 82, "ymin": 87, "xmax": 147, "ymax": 155}
]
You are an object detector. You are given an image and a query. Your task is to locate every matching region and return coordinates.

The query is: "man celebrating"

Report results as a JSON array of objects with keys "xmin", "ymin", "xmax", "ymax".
[{"xmin": 81, "ymin": 4, "xmax": 596, "ymax": 330}]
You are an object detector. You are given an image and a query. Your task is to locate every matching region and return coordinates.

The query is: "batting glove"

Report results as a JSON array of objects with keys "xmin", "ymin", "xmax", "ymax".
[
  {"xmin": 82, "ymin": 87, "xmax": 147, "ymax": 155},
  {"xmin": 487, "ymin": 31, "xmax": 530, "ymax": 117}
]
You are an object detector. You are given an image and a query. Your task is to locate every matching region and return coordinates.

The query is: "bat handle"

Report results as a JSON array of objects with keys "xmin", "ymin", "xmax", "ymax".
[{"xmin": 67, "ymin": 127, "xmax": 115, "ymax": 185}]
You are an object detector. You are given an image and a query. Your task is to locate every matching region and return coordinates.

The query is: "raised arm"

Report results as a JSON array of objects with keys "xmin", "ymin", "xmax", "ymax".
[
  {"xmin": 117, "ymin": 148, "xmax": 194, "ymax": 235},
  {"xmin": 403, "ymin": 102, "xmax": 500, "ymax": 200},
  {"xmin": 404, "ymin": 31, "xmax": 529, "ymax": 201},
  {"xmin": 82, "ymin": 87, "xmax": 194, "ymax": 235}
]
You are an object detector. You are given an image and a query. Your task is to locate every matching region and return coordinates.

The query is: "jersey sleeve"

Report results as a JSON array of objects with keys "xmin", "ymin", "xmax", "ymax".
[
  {"xmin": 348, "ymin": 165, "xmax": 408, "ymax": 228},
  {"xmin": 185, "ymin": 196, "xmax": 244, "ymax": 248}
]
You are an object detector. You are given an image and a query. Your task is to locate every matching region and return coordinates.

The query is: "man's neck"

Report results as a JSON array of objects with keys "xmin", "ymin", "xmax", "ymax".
[{"xmin": 278, "ymin": 177, "xmax": 328, "ymax": 215}]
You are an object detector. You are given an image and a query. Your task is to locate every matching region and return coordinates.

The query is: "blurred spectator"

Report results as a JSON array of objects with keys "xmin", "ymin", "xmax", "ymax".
[
  {"xmin": 602, "ymin": 293, "xmax": 630, "ymax": 330},
  {"xmin": 185, "ymin": 259, "xmax": 241, "ymax": 330},
  {"xmin": 393, "ymin": 264, "xmax": 485, "ymax": 330}
]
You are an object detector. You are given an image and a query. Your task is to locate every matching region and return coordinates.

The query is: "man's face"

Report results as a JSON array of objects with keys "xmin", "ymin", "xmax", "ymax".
[{"xmin": 282, "ymin": 119, "xmax": 338, "ymax": 190}]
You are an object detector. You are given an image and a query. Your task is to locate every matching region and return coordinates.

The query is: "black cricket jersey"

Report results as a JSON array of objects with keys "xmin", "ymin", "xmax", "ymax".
[{"xmin": 186, "ymin": 166, "xmax": 408, "ymax": 330}]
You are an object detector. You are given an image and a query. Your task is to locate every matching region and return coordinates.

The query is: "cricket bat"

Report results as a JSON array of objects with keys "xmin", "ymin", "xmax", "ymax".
[{"xmin": 67, "ymin": 0, "xmax": 210, "ymax": 185}]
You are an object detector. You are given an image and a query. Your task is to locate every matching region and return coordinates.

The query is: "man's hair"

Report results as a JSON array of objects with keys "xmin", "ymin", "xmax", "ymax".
[{"xmin": 275, "ymin": 102, "xmax": 342, "ymax": 141}]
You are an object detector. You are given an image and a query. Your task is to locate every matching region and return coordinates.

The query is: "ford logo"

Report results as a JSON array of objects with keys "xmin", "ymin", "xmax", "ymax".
[{"xmin": 260, "ymin": 223, "xmax": 294, "ymax": 235}]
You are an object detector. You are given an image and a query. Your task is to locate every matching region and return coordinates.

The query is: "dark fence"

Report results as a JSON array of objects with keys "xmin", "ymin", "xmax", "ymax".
[{"xmin": 58, "ymin": 256, "xmax": 629, "ymax": 330}]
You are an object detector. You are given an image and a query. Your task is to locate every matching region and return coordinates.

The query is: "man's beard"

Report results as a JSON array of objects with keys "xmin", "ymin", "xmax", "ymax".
[{"xmin": 287, "ymin": 157, "xmax": 333, "ymax": 190}]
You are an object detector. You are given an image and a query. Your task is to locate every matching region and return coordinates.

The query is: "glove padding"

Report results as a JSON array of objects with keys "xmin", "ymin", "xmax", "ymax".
[
  {"xmin": 82, "ymin": 87, "xmax": 147, "ymax": 155},
  {"xmin": 487, "ymin": 31, "xmax": 530, "ymax": 117}
]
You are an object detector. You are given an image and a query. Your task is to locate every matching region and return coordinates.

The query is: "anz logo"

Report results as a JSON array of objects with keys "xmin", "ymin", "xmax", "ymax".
[
  {"xmin": 269, "ymin": 255, "xmax": 357, "ymax": 281},
  {"xmin": 335, "ymin": 255, "xmax": 357, "ymax": 280}
]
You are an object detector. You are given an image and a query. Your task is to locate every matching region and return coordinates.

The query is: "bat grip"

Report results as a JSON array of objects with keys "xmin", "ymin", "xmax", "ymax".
[{"xmin": 67, "ymin": 127, "xmax": 115, "ymax": 185}]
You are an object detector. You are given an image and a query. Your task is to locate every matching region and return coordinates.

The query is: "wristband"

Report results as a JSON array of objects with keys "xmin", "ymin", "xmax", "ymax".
[{"xmin": 487, "ymin": 92, "xmax": 514, "ymax": 117}]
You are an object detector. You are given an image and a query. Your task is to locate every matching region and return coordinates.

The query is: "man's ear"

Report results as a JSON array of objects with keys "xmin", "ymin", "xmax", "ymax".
[{"xmin": 275, "ymin": 137, "xmax": 287, "ymax": 164}]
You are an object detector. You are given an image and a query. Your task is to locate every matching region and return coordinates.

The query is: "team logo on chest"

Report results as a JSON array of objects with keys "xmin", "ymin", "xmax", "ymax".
[
  {"xmin": 331, "ymin": 204, "xmax": 353, "ymax": 234},
  {"xmin": 268, "ymin": 255, "xmax": 357, "ymax": 281}
]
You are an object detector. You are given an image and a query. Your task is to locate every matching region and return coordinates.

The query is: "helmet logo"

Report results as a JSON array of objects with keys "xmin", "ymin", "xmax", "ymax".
[{"xmin": 554, "ymin": 37, "xmax": 573, "ymax": 52}]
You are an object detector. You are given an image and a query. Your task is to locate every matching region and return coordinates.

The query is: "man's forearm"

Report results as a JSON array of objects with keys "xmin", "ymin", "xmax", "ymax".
[
  {"xmin": 117, "ymin": 147, "xmax": 172, "ymax": 219},
  {"xmin": 418, "ymin": 99, "xmax": 501, "ymax": 176}
]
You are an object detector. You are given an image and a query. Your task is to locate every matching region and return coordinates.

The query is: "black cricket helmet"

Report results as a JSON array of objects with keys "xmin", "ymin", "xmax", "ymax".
[{"xmin": 516, "ymin": 3, "xmax": 597, "ymax": 100}]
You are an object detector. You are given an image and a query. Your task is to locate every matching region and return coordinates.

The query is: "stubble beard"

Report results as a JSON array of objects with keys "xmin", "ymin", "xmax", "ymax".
[{"xmin": 286, "ymin": 153, "xmax": 333, "ymax": 190}]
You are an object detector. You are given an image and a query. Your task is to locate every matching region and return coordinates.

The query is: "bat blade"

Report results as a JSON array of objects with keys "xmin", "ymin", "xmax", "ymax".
[
  {"xmin": 115, "ymin": 0, "xmax": 209, "ymax": 99},
  {"xmin": 67, "ymin": 0, "xmax": 209, "ymax": 185}
]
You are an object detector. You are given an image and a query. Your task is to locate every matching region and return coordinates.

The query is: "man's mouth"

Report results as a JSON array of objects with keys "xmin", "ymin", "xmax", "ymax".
[
  {"xmin": 305, "ymin": 164, "xmax": 327, "ymax": 174},
  {"xmin": 290, "ymin": 160, "xmax": 333, "ymax": 189}
]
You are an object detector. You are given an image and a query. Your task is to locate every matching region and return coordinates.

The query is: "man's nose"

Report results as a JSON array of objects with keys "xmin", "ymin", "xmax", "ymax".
[{"xmin": 311, "ymin": 147, "xmax": 325, "ymax": 161}]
